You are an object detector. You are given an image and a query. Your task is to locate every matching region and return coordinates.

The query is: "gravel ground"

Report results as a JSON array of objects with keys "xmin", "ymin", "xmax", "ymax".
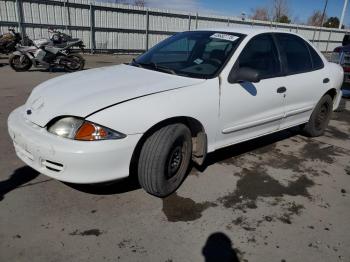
[{"xmin": 0, "ymin": 54, "xmax": 349, "ymax": 262}]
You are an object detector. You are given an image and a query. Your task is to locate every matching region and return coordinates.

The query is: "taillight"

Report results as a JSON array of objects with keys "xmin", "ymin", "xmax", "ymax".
[
  {"xmin": 343, "ymin": 66, "xmax": 350, "ymax": 72},
  {"xmin": 334, "ymin": 47, "xmax": 341, "ymax": 53}
]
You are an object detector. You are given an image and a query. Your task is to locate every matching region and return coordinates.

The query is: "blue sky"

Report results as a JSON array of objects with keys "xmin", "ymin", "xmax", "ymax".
[{"xmin": 142, "ymin": 0, "xmax": 350, "ymax": 25}]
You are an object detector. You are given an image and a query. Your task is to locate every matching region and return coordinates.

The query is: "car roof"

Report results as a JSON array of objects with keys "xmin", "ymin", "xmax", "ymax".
[{"xmin": 196, "ymin": 27, "xmax": 295, "ymax": 37}]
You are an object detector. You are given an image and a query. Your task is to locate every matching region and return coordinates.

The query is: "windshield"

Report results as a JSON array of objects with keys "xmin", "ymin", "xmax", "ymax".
[{"xmin": 132, "ymin": 31, "xmax": 244, "ymax": 79}]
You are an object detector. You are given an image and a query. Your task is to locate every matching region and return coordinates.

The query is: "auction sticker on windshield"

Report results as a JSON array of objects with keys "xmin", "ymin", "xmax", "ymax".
[{"xmin": 210, "ymin": 33, "xmax": 239, "ymax": 42}]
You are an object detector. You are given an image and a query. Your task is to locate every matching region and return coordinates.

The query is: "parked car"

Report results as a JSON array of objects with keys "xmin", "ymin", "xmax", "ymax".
[
  {"xmin": 8, "ymin": 28, "xmax": 343, "ymax": 197},
  {"xmin": 342, "ymin": 33, "xmax": 350, "ymax": 47},
  {"xmin": 332, "ymin": 33, "xmax": 350, "ymax": 98},
  {"xmin": 333, "ymin": 45, "xmax": 350, "ymax": 84}
]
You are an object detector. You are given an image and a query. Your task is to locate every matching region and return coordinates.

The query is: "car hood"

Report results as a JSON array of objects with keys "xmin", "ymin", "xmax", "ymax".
[{"xmin": 23, "ymin": 64, "xmax": 205, "ymax": 127}]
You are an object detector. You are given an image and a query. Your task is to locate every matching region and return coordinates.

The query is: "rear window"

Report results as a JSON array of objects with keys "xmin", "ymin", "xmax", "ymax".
[
  {"xmin": 275, "ymin": 34, "xmax": 313, "ymax": 75},
  {"xmin": 307, "ymin": 44, "xmax": 324, "ymax": 70}
]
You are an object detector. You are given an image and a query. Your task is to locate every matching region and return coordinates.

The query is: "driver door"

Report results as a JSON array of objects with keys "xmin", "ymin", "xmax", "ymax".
[{"xmin": 217, "ymin": 33, "xmax": 287, "ymax": 147}]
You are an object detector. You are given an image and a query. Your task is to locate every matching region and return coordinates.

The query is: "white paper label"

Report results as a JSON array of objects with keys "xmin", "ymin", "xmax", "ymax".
[
  {"xmin": 210, "ymin": 33, "xmax": 239, "ymax": 42},
  {"xmin": 194, "ymin": 58, "xmax": 204, "ymax": 64}
]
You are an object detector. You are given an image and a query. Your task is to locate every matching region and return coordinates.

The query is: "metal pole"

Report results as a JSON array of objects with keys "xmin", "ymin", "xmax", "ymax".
[
  {"xmin": 317, "ymin": 28, "xmax": 322, "ymax": 48},
  {"xmin": 188, "ymin": 14, "xmax": 191, "ymax": 31},
  {"xmin": 326, "ymin": 30, "xmax": 332, "ymax": 52},
  {"xmin": 312, "ymin": 29, "xmax": 316, "ymax": 43},
  {"xmin": 65, "ymin": 0, "xmax": 72, "ymax": 35},
  {"xmin": 15, "ymin": 0, "xmax": 25, "ymax": 40},
  {"xmin": 145, "ymin": 9, "xmax": 149, "ymax": 51},
  {"xmin": 227, "ymin": 17, "xmax": 230, "ymax": 27},
  {"xmin": 340, "ymin": 0, "xmax": 348, "ymax": 29},
  {"xmin": 89, "ymin": 3, "xmax": 95, "ymax": 54},
  {"xmin": 195, "ymin": 12, "xmax": 198, "ymax": 29},
  {"xmin": 317, "ymin": 0, "xmax": 328, "ymax": 48},
  {"xmin": 320, "ymin": 0, "xmax": 328, "ymax": 27}
]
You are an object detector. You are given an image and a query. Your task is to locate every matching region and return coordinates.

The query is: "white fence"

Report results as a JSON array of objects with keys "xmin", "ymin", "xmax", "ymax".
[{"xmin": 0, "ymin": 0, "xmax": 348, "ymax": 53}]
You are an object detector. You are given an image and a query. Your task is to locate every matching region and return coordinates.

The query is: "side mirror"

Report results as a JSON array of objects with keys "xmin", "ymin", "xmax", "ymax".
[{"xmin": 228, "ymin": 67, "xmax": 261, "ymax": 84}]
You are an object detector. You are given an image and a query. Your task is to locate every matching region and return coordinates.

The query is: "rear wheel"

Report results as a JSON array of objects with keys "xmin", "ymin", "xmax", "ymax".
[
  {"xmin": 302, "ymin": 94, "xmax": 333, "ymax": 137},
  {"xmin": 138, "ymin": 124, "xmax": 192, "ymax": 197},
  {"xmin": 62, "ymin": 54, "xmax": 85, "ymax": 72},
  {"xmin": 9, "ymin": 54, "xmax": 32, "ymax": 71}
]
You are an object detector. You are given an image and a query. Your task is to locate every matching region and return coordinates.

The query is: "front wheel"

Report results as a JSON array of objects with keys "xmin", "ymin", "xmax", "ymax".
[
  {"xmin": 302, "ymin": 94, "xmax": 333, "ymax": 137},
  {"xmin": 9, "ymin": 54, "xmax": 32, "ymax": 71},
  {"xmin": 138, "ymin": 124, "xmax": 192, "ymax": 197},
  {"xmin": 62, "ymin": 54, "xmax": 85, "ymax": 72}
]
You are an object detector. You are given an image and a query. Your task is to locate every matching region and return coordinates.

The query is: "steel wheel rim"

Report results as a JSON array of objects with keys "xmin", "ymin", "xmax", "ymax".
[
  {"xmin": 166, "ymin": 144, "xmax": 184, "ymax": 179},
  {"xmin": 315, "ymin": 103, "xmax": 329, "ymax": 131}
]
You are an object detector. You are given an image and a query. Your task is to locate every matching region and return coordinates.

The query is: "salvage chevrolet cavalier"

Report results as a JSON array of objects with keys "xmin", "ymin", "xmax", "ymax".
[{"xmin": 8, "ymin": 28, "xmax": 343, "ymax": 197}]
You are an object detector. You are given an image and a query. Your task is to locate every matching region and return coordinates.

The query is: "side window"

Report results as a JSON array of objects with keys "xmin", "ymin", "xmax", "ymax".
[
  {"xmin": 276, "ymin": 34, "xmax": 313, "ymax": 74},
  {"xmin": 202, "ymin": 40, "xmax": 234, "ymax": 63},
  {"xmin": 237, "ymin": 34, "xmax": 281, "ymax": 79},
  {"xmin": 307, "ymin": 44, "xmax": 324, "ymax": 70}
]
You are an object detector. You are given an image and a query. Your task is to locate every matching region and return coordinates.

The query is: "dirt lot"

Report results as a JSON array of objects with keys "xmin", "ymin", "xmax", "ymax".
[{"xmin": 0, "ymin": 54, "xmax": 350, "ymax": 262}]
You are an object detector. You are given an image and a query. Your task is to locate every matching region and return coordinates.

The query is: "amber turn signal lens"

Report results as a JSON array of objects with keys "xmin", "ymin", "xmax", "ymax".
[{"xmin": 75, "ymin": 122, "xmax": 108, "ymax": 141}]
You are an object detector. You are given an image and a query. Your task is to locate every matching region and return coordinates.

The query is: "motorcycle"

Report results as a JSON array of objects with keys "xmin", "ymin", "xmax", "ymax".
[
  {"xmin": 0, "ymin": 28, "xmax": 32, "ymax": 55},
  {"xmin": 49, "ymin": 28, "xmax": 74, "ymax": 45},
  {"xmin": 9, "ymin": 33, "xmax": 85, "ymax": 72}
]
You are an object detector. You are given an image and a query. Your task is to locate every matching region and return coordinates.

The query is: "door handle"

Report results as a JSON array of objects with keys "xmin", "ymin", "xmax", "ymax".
[
  {"xmin": 277, "ymin": 87, "xmax": 287, "ymax": 93},
  {"xmin": 323, "ymin": 78, "xmax": 330, "ymax": 83}
]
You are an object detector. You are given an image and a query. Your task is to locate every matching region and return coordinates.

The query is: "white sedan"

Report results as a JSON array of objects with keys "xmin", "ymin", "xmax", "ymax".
[{"xmin": 8, "ymin": 28, "xmax": 343, "ymax": 197}]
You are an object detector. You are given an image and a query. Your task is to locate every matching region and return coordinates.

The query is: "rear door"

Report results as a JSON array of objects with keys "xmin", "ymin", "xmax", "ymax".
[{"xmin": 274, "ymin": 33, "xmax": 330, "ymax": 129}]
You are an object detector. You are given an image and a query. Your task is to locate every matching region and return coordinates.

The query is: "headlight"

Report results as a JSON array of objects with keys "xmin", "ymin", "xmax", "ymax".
[
  {"xmin": 47, "ymin": 117, "xmax": 126, "ymax": 141},
  {"xmin": 48, "ymin": 117, "xmax": 83, "ymax": 139}
]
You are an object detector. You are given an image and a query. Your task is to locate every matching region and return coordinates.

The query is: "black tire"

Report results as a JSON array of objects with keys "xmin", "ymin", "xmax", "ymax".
[
  {"xmin": 63, "ymin": 54, "xmax": 85, "ymax": 72},
  {"xmin": 302, "ymin": 94, "xmax": 333, "ymax": 137},
  {"xmin": 9, "ymin": 54, "xmax": 32, "ymax": 71},
  {"xmin": 334, "ymin": 97, "xmax": 346, "ymax": 112},
  {"xmin": 138, "ymin": 124, "xmax": 192, "ymax": 197}
]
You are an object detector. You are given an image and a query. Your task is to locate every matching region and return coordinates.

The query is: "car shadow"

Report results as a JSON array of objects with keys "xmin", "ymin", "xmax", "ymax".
[
  {"xmin": 196, "ymin": 127, "xmax": 300, "ymax": 172},
  {"xmin": 63, "ymin": 176, "xmax": 141, "ymax": 195},
  {"xmin": 0, "ymin": 166, "xmax": 39, "ymax": 201},
  {"xmin": 202, "ymin": 232, "xmax": 240, "ymax": 262}
]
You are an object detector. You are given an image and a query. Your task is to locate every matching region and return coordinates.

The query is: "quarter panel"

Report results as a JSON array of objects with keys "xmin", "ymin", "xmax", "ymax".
[{"xmin": 328, "ymin": 62, "xmax": 344, "ymax": 109}]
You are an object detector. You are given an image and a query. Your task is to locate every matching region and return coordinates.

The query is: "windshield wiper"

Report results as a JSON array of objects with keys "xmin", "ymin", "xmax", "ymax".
[
  {"xmin": 131, "ymin": 58, "xmax": 143, "ymax": 68},
  {"xmin": 134, "ymin": 61, "xmax": 178, "ymax": 75}
]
